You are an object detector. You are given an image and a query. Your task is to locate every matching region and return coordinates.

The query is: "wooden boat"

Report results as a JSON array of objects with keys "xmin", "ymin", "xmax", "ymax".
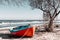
[{"xmin": 10, "ymin": 24, "xmax": 35, "ymax": 37}]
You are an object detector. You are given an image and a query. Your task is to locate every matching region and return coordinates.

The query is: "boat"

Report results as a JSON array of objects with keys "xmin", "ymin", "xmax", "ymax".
[{"xmin": 10, "ymin": 24, "xmax": 35, "ymax": 37}]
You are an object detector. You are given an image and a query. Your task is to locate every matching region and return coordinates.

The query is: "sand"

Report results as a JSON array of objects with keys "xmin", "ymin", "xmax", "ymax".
[{"xmin": 0, "ymin": 28, "xmax": 60, "ymax": 40}]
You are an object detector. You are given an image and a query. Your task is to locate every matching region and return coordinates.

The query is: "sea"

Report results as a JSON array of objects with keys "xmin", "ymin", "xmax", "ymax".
[{"xmin": 0, "ymin": 20, "xmax": 60, "ymax": 28}]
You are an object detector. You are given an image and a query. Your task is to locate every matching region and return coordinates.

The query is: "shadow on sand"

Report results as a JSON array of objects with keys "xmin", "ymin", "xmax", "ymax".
[{"xmin": 0, "ymin": 33, "xmax": 32, "ymax": 39}]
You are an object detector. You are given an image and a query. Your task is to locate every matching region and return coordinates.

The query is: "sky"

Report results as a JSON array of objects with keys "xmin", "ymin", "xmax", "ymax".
[
  {"xmin": 0, "ymin": 0, "xmax": 60, "ymax": 20},
  {"xmin": 0, "ymin": 0, "xmax": 43, "ymax": 20}
]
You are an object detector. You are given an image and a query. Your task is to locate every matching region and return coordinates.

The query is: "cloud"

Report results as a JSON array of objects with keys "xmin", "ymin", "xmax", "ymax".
[{"xmin": 0, "ymin": 0, "xmax": 43, "ymax": 20}]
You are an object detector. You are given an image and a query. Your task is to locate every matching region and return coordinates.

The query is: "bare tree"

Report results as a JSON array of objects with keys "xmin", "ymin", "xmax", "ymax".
[{"xmin": 29, "ymin": 0, "xmax": 60, "ymax": 31}]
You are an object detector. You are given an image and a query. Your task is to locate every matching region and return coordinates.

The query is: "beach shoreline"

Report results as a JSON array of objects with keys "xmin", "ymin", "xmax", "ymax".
[{"xmin": 0, "ymin": 27, "xmax": 59, "ymax": 40}]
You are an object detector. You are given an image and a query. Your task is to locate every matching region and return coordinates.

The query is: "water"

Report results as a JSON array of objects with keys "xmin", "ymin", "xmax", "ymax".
[
  {"xmin": 0, "ymin": 20, "xmax": 46, "ymax": 28},
  {"xmin": 0, "ymin": 20, "xmax": 60, "ymax": 28}
]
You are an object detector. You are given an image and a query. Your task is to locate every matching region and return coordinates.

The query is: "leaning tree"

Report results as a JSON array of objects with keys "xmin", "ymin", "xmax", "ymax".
[{"xmin": 29, "ymin": 0, "xmax": 60, "ymax": 31}]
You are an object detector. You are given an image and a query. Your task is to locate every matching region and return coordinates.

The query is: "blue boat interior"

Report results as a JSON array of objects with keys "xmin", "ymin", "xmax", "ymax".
[{"xmin": 10, "ymin": 24, "xmax": 31, "ymax": 32}]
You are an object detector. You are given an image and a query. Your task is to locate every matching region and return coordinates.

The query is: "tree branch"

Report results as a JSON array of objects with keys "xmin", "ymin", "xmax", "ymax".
[
  {"xmin": 52, "ymin": 11, "xmax": 60, "ymax": 20},
  {"xmin": 52, "ymin": 4, "xmax": 59, "ymax": 18},
  {"xmin": 40, "ymin": 5, "xmax": 52, "ymax": 19},
  {"xmin": 47, "ymin": 11, "xmax": 52, "ymax": 19},
  {"xmin": 41, "ymin": 9, "xmax": 52, "ymax": 19},
  {"xmin": 47, "ymin": 0, "xmax": 55, "ymax": 9}
]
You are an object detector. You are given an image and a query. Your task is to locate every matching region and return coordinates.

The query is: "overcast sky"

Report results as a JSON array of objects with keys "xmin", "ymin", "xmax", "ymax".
[
  {"xmin": 0, "ymin": 0, "xmax": 43, "ymax": 20},
  {"xmin": 0, "ymin": 0, "xmax": 60, "ymax": 20},
  {"xmin": 0, "ymin": 7, "xmax": 43, "ymax": 20}
]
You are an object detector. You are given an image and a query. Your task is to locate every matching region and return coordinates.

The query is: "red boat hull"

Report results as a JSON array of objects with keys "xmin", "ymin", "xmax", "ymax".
[{"xmin": 11, "ymin": 27, "xmax": 35, "ymax": 37}]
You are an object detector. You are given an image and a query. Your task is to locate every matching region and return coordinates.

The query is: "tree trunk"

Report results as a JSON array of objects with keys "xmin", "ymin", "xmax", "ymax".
[{"xmin": 45, "ymin": 19, "xmax": 54, "ymax": 32}]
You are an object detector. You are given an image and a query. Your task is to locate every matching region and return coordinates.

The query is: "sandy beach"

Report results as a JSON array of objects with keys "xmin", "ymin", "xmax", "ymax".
[{"xmin": 0, "ymin": 28, "xmax": 60, "ymax": 40}]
